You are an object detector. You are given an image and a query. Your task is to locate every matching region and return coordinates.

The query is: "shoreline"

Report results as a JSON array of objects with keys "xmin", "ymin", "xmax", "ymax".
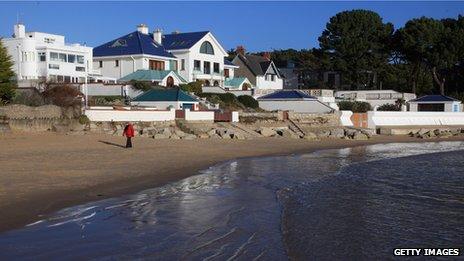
[{"xmin": 1, "ymin": 133, "xmax": 464, "ymax": 233}]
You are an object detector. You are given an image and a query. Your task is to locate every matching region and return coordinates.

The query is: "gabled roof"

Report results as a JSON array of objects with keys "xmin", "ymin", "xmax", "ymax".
[
  {"xmin": 162, "ymin": 31, "xmax": 209, "ymax": 50},
  {"xmin": 257, "ymin": 90, "xmax": 317, "ymax": 100},
  {"xmin": 224, "ymin": 58, "xmax": 238, "ymax": 67},
  {"xmin": 118, "ymin": 70, "xmax": 186, "ymax": 83},
  {"xmin": 93, "ymin": 31, "xmax": 176, "ymax": 58},
  {"xmin": 409, "ymin": 95, "xmax": 459, "ymax": 103},
  {"xmin": 224, "ymin": 77, "xmax": 247, "ymax": 88},
  {"xmin": 234, "ymin": 54, "xmax": 276, "ymax": 76},
  {"xmin": 133, "ymin": 88, "xmax": 198, "ymax": 102}
]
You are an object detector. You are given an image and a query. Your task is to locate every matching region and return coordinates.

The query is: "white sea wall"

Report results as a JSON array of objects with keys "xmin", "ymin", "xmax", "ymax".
[{"xmin": 368, "ymin": 111, "xmax": 464, "ymax": 129}]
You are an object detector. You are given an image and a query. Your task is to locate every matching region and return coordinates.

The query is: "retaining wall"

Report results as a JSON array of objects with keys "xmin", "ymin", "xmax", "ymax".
[{"xmin": 368, "ymin": 111, "xmax": 464, "ymax": 129}]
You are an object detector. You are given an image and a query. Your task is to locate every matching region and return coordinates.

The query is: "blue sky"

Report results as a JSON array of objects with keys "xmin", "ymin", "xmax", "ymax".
[{"xmin": 1, "ymin": 1, "xmax": 463, "ymax": 52}]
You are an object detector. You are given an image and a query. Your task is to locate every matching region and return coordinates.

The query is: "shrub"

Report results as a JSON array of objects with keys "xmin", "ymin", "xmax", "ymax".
[
  {"xmin": 130, "ymin": 80, "xmax": 152, "ymax": 91},
  {"xmin": 242, "ymin": 83, "xmax": 251, "ymax": 90},
  {"xmin": 337, "ymin": 100, "xmax": 371, "ymax": 112},
  {"xmin": 219, "ymin": 93, "xmax": 237, "ymax": 103},
  {"xmin": 42, "ymin": 85, "xmax": 83, "ymax": 107},
  {"xmin": 237, "ymin": 95, "xmax": 259, "ymax": 109},
  {"xmin": 179, "ymin": 81, "xmax": 203, "ymax": 95},
  {"xmin": 78, "ymin": 115, "xmax": 90, "ymax": 125},
  {"xmin": 377, "ymin": 103, "xmax": 400, "ymax": 111},
  {"xmin": 12, "ymin": 91, "xmax": 45, "ymax": 106}
]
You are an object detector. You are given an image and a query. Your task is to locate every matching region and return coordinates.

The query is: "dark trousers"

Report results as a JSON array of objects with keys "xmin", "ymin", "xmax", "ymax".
[{"xmin": 126, "ymin": 137, "xmax": 132, "ymax": 148}]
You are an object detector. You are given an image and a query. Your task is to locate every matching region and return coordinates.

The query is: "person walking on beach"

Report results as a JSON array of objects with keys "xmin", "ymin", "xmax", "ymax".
[{"xmin": 123, "ymin": 123, "xmax": 135, "ymax": 148}]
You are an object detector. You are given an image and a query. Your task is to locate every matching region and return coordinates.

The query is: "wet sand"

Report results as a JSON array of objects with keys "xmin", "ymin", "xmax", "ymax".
[{"xmin": 1, "ymin": 132, "xmax": 463, "ymax": 233}]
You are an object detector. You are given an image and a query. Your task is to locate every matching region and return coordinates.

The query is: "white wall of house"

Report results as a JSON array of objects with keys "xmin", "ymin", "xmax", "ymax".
[
  {"xmin": 169, "ymin": 33, "xmax": 229, "ymax": 86},
  {"xmin": 255, "ymin": 75, "xmax": 284, "ymax": 90},
  {"xmin": 258, "ymin": 99, "xmax": 333, "ymax": 113},
  {"xmin": 224, "ymin": 65, "xmax": 236, "ymax": 79},
  {"xmin": 93, "ymin": 55, "xmax": 175, "ymax": 80},
  {"xmin": 408, "ymin": 101, "xmax": 462, "ymax": 112},
  {"xmin": 2, "ymin": 24, "xmax": 92, "ymax": 83}
]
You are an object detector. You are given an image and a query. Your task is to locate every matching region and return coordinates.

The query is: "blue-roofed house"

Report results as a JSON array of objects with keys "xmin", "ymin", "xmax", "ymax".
[
  {"xmin": 161, "ymin": 30, "xmax": 233, "ymax": 86},
  {"xmin": 257, "ymin": 90, "xmax": 334, "ymax": 113},
  {"xmin": 408, "ymin": 95, "xmax": 462, "ymax": 112},
  {"xmin": 93, "ymin": 24, "xmax": 246, "ymax": 89},
  {"xmin": 93, "ymin": 24, "xmax": 178, "ymax": 81},
  {"xmin": 130, "ymin": 88, "xmax": 199, "ymax": 110}
]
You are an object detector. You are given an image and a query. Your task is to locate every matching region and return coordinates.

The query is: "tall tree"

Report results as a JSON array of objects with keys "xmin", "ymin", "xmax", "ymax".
[
  {"xmin": 0, "ymin": 39, "xmax": 16, "ymax": 104},
  {"xmin": 395, "ymin": 16, "xmax": 464, "ymax": 95},
  {"xmin": 318, "ymin": 10, "xmax": 394, "ymax": 89}
]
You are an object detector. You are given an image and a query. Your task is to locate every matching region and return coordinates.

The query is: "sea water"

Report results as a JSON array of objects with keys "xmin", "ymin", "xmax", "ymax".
[{"xmin": 1, "ymin": 141, "xmax": 463, "ymax": 260}]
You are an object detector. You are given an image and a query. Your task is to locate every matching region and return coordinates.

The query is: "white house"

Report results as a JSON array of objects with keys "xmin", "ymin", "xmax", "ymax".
[
  {"xmin": 92, "ymin": 24, "xmax": 242, "ymax": 88},
  {"xmin": 257, "ymin": 90, "xmax": 334, "ymax": 113},
  {"xmin": 408, "ymin": 95, "xmax": 462, "ymax": 112},
  {"xmin": 335, "ymin": 90, "xmax": 416, "ymax": 108},
  {"xmin": 232, "ymin": 48, "xmax": 283, "ymax": 97},
  {"xmin": 92, "ymin": 24, "xmax": 178, "ymax": 81},
  {"xmin": 2, "ymin": 23, "xmax": 93, "ymax": 84},
  {"xmin": 162, "ymin": 30, "xmax": 232, "ymax": 87}
]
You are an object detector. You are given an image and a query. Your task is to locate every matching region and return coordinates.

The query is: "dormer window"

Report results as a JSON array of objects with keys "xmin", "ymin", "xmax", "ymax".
[
  {"xmin": 200, "ymin": 41, "xmax": 214, "ymax": 55},
  {"xmin": 111, "ymin": 39, "xmax": 127, "ymax": 48}
]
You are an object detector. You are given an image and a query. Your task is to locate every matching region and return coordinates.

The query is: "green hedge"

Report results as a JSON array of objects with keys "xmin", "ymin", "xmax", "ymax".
[
  {"xmin": 377, "ymin": 103, "xmax": 400, "ymax": 111},
  {"xmin": 338, "ymin": 101, "xmax": 371, "ymax": 112},
  {"xmin": 237, "ymin": 95, "xmax": 259, "ymax": 109}
]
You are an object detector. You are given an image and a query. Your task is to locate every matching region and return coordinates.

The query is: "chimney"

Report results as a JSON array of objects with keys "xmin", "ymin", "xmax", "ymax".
[
  {"xmin": 236, "ymin": 45, "xmax": 245, "ymax": 55},
  {"xmin": 153, "ymin": 28, "xmax": 162, "ymax": 44},
  {"xmin": 136, "ymin": 24, "xmax": 149, "ymax": 34},
  {"xmin": 14, "ymin": 23, "xmax": 25, "ymax": 38},
  {"xmin": 262, "ymin": 52, "xmax": 271, "ymax": 61}
]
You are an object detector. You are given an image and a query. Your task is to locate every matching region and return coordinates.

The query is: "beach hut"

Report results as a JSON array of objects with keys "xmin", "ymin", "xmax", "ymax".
[
  {"xmin": 408, "ymin": 95, "xmax": 462, "ymax": 112},
  {"xmin": 130, "ymin": 88, "xmax": 199, "ymax": 110},
  {"xmin": 257, "ymin": 90, "xmax": 334, "ymax": 113}
]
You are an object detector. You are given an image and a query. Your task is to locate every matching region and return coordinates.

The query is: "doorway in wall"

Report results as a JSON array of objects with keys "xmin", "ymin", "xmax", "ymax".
[{"xmin": 166, "ymin": 76, "xmax": 174, "ymax": 87}]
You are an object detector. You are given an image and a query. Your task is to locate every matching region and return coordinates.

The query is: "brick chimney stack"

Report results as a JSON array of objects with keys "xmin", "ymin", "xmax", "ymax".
[
  {"xmin": 262, "ymin": 52, "xmax": 271, "ymax": 61},
  {"xmin": 236, "ymin": 45, "xmax": 246, "ymax": 55}
]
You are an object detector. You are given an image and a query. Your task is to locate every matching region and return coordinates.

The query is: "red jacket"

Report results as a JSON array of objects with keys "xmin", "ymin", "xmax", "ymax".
[{"xmin": 123, "ymin": 124, "xmax": 135, "ymax": 137}]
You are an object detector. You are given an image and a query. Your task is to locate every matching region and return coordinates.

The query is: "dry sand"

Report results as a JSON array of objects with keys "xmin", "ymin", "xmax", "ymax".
[{"xmin": 1, "ymin": 132, "xmax": 463, "ymax": 232}]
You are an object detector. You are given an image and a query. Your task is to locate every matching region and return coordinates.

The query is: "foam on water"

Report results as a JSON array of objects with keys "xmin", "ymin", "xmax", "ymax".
[{"xmin": 0, "ymin": 141, "xmax": 463, "ymax": 260}]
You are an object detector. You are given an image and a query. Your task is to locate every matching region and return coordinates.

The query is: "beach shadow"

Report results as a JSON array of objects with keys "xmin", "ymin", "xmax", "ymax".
[{"xmin": 98, "ymin": 140, "xmax": 126, "ymax": 148}]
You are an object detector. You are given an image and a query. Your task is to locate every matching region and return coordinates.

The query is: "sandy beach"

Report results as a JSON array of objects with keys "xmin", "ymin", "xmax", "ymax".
[{"xmin": 1, "ymin": 132, "xmax": 463, "ymax": 233}]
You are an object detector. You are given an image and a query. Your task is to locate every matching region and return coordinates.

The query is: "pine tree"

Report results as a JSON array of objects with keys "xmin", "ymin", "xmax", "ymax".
[{"xmin": 0, "ymin": 40, "xmax": 16, "ymax": 104}]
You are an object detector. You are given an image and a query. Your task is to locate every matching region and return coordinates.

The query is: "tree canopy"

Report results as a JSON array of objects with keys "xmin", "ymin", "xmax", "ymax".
[
  {"xmin": 0, "ymin": 40, "xmax": 16, "ymax": 104},
  {"xmin": 318, "ymin": 10, "xmax": 394, "ymax": 89},
  {"xmin": 245, "ymin": 10, "xmax": 464, "ymax": 101}
]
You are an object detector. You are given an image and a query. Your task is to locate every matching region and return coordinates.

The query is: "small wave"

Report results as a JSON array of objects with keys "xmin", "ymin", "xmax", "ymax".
[{"xmin": 48, "ymin": 212, "xmax": 96, "ymax": 227}]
